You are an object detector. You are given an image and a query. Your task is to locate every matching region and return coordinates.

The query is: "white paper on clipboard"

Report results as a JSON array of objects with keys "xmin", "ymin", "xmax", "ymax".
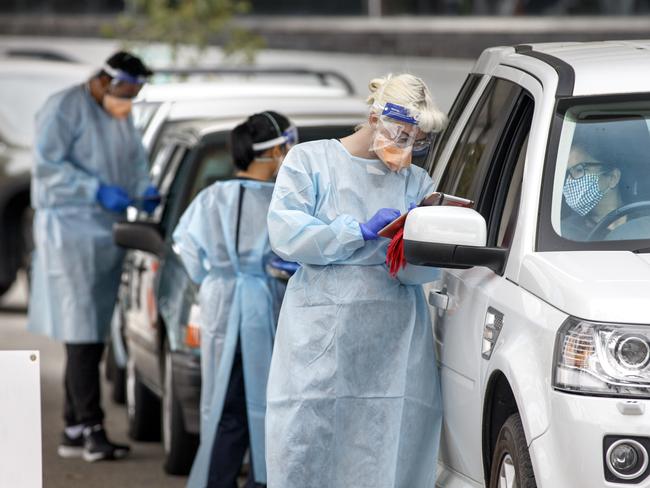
[{"xmin": 0, "ymin": 351, "xmax": 42, "ymax": 488}]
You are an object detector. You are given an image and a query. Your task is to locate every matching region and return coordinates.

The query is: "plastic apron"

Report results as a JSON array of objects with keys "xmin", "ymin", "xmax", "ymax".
[
  {"xmin": 173, "ymin": 179, "xmax": 282, "ymax": 486},
  {"xmin": 265, "ymin": 139, "xmax": 442, "ymax": 488},
  {"xmin": 28, "ymin": 84, "xmax": 150, "ymax": 343}
]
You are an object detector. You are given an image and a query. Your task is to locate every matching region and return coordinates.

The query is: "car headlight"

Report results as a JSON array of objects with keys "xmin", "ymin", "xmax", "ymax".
[{"xmin": 553, "ymin": 317, "xmax": 650, "ymax": 397}]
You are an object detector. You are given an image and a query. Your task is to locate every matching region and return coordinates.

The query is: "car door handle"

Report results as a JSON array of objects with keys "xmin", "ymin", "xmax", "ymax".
[{"xmin": 428, "ymin": 289, "xmax": 449, "ymax": 310}]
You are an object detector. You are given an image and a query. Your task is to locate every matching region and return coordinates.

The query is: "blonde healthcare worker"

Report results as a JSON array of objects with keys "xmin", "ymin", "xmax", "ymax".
[
  {"xmin": 266, "ymin": 74, "xmax": 447, "ymax": 487},
  {"xmin": 173, "ymin": 111, "xmax": 297, "ymax": 487}
]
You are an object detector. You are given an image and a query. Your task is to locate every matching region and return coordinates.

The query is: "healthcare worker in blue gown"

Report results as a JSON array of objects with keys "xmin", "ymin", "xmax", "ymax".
[
  {"xmin": 28, "ymin": 51, "xmax": 160, "ymax": 462},
  {"xmin": 266, "ymin": 73, "xmax": 448, "ymax": 488},
  {"xmin": 173, "ymin": 111, "xmax": 297, "ymax": 488}
]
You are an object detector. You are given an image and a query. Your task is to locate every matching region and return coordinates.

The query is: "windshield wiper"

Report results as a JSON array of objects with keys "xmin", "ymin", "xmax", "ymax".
[{"xmin": 633, "ymin": 247, "xmax": 650, "ymax": 254}]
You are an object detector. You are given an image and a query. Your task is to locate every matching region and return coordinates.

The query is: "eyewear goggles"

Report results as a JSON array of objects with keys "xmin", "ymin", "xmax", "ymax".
[{"xmin": 566, "ymin": 162, "xmax": 613, "ymax": 180}]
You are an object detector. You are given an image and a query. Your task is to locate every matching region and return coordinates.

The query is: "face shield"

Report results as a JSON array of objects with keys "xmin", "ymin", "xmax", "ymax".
[
  {"xmin": 252, "ymin": 123, "xmax": 299, "ymax": 173},
  {"xmin": 282, "ymin": 125, "xmax": 299, "ymax": 150},
  {"xmin": 370, "ymin": 103, "xmax": 421, "ymax": 172},
  {"xmin": 252, "ymin": 123, "xmax": 299, "ymax": 154},
  {"xmin": 102, "ymin": 64, "xmax": 146, "ymax": 119}
]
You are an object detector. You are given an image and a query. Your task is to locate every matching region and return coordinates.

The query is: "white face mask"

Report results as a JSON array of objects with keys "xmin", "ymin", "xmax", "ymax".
[
  {"xmin": 255, "ymin": 147, "xmax": 287, "ymax": 176},
  {"xmin": 102, "ymin": 94, "xmax": 133, "ymax": 119}
]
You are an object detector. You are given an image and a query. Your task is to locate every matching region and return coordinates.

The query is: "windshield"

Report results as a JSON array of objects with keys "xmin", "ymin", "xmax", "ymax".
[
  {"xmin": 131, "ymin": 101, "xmax": 161, "ymax": 135},
  {"xmin": 539, "ymin": 95, "xmax": 650, "ymax": 251}
]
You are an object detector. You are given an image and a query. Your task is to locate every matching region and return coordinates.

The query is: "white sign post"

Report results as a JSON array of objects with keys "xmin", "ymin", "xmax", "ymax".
[{"xmin": 0, "ymin": 351, "xmax": 42, "ymax": 488}]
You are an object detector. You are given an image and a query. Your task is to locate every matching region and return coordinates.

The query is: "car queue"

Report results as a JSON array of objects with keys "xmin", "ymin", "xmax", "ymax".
[{"xmin": 24, "ymin": 40, "xmax": 650, "ymax": 488}]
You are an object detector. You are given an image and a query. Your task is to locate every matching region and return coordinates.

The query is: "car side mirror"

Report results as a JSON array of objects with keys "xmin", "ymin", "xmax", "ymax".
[
  {"xmin": 113, "ymin": 221, "xmax": 164, "ymax": 257},
  {"xmin": 403, "ymin": 206, "xmax": 507, "ymax": 274}
]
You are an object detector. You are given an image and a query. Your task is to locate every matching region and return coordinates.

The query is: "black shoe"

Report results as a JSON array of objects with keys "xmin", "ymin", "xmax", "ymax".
[
  {"xmin": 82, "ymin": 424, "xmax": 130, "ymax": 462},
  {"xmin": 57, "ymin": 431, "xmax": 84, "ymax": 458}
]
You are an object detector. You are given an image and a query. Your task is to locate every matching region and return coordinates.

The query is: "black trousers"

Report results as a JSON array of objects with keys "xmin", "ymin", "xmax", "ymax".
[
  {"xmin": 64, "ymin": 343, "xmax": 105, "ymax": 428},
  {"xmin": 207, "ymin": 345, "xmax": 265, "ymax": 488}
]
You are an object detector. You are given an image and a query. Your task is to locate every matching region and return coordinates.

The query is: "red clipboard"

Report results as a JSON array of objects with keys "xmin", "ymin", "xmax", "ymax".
[{"xmin": 377, "ymin": 192, "xmax": 474, "ymax": 239}]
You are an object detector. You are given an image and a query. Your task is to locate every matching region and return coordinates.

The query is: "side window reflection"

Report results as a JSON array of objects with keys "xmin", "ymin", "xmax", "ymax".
[{"xmin": 437, "ymin": 78, "xmax": 521, "ymax": 204}]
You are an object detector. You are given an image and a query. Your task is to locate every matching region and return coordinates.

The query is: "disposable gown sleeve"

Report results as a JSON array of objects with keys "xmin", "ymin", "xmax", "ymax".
[
  {"xmin": 396, "ymin": 170, "xmax": 441, "ymax": 285},
  {"xmin": 267, "ymin": 149, "xmax": 365, "ymax": 265},
  {"xmin": 32, "ymin": 109, "xmax": 100, "ymax": 205},
  {"xmin": 172, "ymin": 194, "xmax": 212, "ymax": 285}
]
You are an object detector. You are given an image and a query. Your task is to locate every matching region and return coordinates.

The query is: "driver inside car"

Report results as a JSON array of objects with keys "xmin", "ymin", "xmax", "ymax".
[
  {"xmin": 562, "ymin": 146, "xmax": 650, "ymax": 241},
  {"xmin": 561, "ymin": 145, "xmax": 624, "ymax": 241}
]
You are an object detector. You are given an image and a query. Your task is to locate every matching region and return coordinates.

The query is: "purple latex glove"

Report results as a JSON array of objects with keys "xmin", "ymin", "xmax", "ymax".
[{"xmin": 359, "ymin": 207, "xmax": 401, "ymax": 241}]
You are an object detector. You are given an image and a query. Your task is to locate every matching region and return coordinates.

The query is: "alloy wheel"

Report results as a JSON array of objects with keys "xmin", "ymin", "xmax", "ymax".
[{"xmin": 498, "ymin": 453, "xmax": 517, "ymax": 488}]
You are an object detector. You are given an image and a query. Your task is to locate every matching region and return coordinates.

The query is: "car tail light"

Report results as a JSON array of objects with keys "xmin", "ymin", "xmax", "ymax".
[{"xmin": 183, "ymin": 304, "xmax": 201, "ymax": 349}]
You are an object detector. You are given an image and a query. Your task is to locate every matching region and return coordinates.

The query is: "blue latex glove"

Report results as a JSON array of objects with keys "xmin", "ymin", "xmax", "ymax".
[
  {"xmin": 141, "ymin": 185, "xmax": 161, "ymax": 214},
  {"xmin": 268, "ymin": 256, "xmax": 300, "ymax": 275},
  {"xmin": 359, "ymin": 208, "xmax": 401, "ymax": 241},
  {"xmin": 96, "ymin": 184, "xmax": 133, "ymax": 213}
]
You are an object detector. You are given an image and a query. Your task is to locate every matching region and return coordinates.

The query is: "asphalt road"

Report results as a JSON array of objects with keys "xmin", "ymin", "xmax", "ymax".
[{"xmin": 0, "ymin": 275, "xmax": 186, "ymax": 488}]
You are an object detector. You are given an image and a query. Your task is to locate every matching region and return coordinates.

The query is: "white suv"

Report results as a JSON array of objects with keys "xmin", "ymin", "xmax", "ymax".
[{"xmin": 404, "ymin": 41, "xmax": 650, "ymax": 487}]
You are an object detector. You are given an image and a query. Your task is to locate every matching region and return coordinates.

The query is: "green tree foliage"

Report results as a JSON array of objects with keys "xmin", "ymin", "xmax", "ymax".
[{"xmin": 103, "ymin": 0, "xmax": 265, "ymax": 63}]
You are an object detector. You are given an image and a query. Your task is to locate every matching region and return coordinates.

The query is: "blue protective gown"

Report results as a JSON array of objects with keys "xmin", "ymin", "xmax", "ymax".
[
  {"xmin": 28, "ymin": 84, "xmax": 150, "ymax": 343},
  {"xmin": 266, "ymin": 139, "xmax": 442, "ymax": 488},
  {"xmin": 173, "ymin": 179, "xmax": 284, "ymax": 487}
]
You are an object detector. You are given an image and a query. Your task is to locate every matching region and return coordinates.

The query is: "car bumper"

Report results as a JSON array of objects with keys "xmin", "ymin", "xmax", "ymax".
[
  {"xmin": 530, "ymin": 390, "xmax": 650, "ymax": 488},
  {"xmin": 171, "ymin": 351, "xmax": 201, "ymax": 435}
]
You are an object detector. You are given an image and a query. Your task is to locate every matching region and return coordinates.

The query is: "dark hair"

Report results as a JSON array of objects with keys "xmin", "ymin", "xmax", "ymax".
[
  {"xmin": 99, "ymin": 51, "xmax": 153, "ymax": 79},
  {"xmin": 230, "ymin": 111, "xmax": 291, "ymax": 171}
]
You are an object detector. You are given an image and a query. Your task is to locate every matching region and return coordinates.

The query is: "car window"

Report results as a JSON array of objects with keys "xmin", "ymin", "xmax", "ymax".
[
  {"xmin": 426, "ymin": 73, "xmax": 483, "ymax": 174},
  {"xmin": 497, "ymin": 134, "xmax": 528, "ymax": 248},
  {"xmin": 131, "ymin": 102, "xmax": 161, "ymax": 136},
  {"xmin": 186, "ymin": 144, "xmax": 234, "ymax": 205},
  {"xmin": 437, "ymin": 78, "xmax": 523, "ymax": 206},
  {"xmin": 478, "ymin": 92, "xmax": 534, "ymax": 249},
  {"xmin": 160, "ymin": 138, "xmax": 233, "ymax": 236},
  {"xmin": 149, "ymin": 143, "xmax": 175, "ymax": 187},
  {"xmin": 550, "ymin": 103, "xmax": 650, "ymax": 244},
  {"xmin": 298, "ymin": 125, "xmax": 354, "ymax": 142},
  {"xmin": 159, "ymin": 146, "xmax": 188, "ymax": 196}
]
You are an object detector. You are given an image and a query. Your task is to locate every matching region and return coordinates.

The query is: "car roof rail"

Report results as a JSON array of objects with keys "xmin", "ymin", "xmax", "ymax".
[
  {"xmin": 3, "ymin": 48, "xmax": 79, "ymax": 63},
  {"xmin": 151, "ymin": 66, "xmax": 356, "ymax": 96}
]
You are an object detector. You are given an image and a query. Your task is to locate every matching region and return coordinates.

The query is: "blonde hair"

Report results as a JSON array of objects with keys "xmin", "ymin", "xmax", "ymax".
[{"xmin": 366, "ymin": 73, "xmax": 447, "ymax": 133}]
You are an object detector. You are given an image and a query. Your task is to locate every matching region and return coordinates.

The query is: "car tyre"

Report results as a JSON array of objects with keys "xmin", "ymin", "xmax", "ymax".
[
  {"xmin": 111, "ymin": 362, "xmax": 127, "ymax": 405},
  {"xmin": 0, "ymin": 282, "xmax": 10, "ymax": 299},
  {"xmin": 162, "ymin": 340, "xmax": 199, "ymax": 475},
  {"xmin": 489, "ymin": 413, "xmax": 537, "ymax": 488},
  {"xmin": 126, "ymin": 356, "xmax": 161, "ymax": 441},
  {"xmin": 105, "ymin": 321, "xmax": 127, "ymax": 405}
]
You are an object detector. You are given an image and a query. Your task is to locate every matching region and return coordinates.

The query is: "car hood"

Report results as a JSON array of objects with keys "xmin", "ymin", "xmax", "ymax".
[{"xmin": 519, "ymin": 251, "xmax": 650, "ymax": 324}]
